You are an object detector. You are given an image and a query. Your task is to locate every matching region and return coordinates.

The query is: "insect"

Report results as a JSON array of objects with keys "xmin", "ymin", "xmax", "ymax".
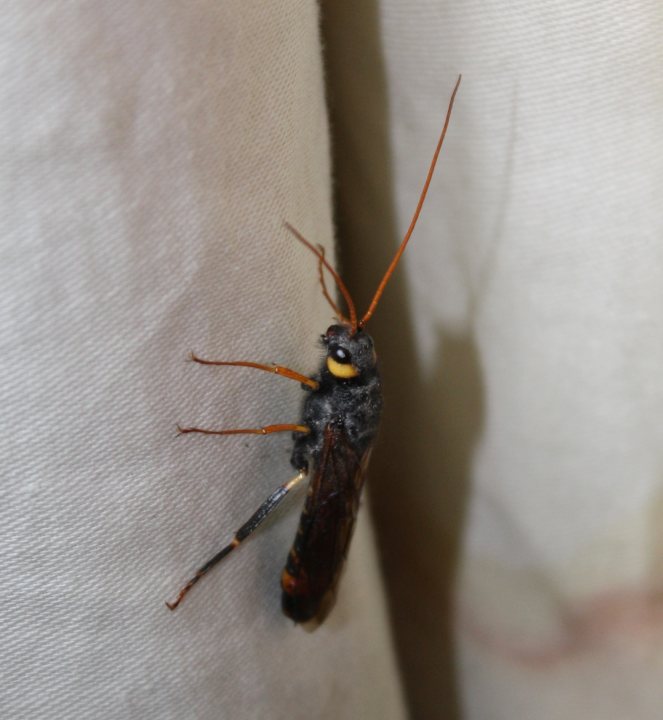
[{"xmin": 166, "ymin": 75, "xmax": 461, "ymax": 625}]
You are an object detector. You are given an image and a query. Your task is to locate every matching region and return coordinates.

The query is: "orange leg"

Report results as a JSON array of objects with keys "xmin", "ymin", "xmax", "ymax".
[{"xmin": 190, "ymin": 354, "xmax": 319, "ymax": 391}]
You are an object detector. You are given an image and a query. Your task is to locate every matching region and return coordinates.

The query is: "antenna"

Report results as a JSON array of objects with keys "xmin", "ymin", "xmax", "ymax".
[{"xmin": 358, "ymin": 74, "xmax": 461, "ymax": 328}]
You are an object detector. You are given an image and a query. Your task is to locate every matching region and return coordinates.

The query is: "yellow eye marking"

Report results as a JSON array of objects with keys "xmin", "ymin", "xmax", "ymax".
[{"xmin": 327, "ymin": 357, "xmax": 359, "ymax": 379}]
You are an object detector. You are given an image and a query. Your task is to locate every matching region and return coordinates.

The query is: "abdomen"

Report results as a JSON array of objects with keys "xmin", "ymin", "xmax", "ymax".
[{"xmin": 281, "ymin": 424, "xmax": 368, "ymax": 624}]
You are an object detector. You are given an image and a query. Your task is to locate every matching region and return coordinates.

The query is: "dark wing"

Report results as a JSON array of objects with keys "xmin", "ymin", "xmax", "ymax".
[{"xmin": 281, "ymin": 423, "xmax": 370, "ymax": 625}]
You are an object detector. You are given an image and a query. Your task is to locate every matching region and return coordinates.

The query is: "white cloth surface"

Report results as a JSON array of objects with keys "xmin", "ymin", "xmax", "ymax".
[
  {"xmin": 3, "ymin": 1, "xmax": 663, "ymax": 719},
  {"xmin": 323, "ymin": 1, "xmax": 663, "ymax": 718},
  {"xmin": 2, "ymin": 3, "xmax": 404, "ymax": 719}
]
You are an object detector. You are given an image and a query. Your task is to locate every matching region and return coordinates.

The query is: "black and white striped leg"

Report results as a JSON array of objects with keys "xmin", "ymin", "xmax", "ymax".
[{"xmin": 166, "ymin": 469, "xmax": 307, "ymax": 610}]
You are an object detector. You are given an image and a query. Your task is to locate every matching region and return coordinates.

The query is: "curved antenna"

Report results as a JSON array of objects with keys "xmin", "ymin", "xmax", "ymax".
[
  {"xmin": 359, "ymin": 74, "xmax": 461, "ymax": 329},
  {"xmin": 316, "ymin": 245, "xmax": 346, "ymax": 320},
  {"xmin": 284, "ymin": 222, "xmax": 358, "ymax": 331}
]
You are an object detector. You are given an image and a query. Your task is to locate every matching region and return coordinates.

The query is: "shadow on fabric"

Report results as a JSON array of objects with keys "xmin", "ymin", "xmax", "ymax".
[{"xmin": 321, "ymin": 2, "xmax": 485, "ymax": 718}]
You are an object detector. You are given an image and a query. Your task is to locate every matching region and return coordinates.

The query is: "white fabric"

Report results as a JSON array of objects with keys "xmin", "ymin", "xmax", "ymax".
[
  {"xmin": 2, "ymin": 3, "xmax": 403, "ymax": 719},
  {"xmin": 3, "ymin": 1, "xmax": 663, "ymax": 719},
  {"xmin": 324, "ymin": 1, "xmax": 663, "ymax": 718}
]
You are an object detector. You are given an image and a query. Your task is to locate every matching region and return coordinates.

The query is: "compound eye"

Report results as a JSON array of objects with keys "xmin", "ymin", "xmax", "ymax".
[
  {"xmin": 330, "ymin": 345, "xmax": 351, "ymax": 364},
  {"xmin": 327, "ymin": 345, "xmax": 359, "ymax": 379}
]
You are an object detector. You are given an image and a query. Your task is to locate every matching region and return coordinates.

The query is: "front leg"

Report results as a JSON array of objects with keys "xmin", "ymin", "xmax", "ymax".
[{"xmin": 190, "ymin": 354, "xmax": 319, "ymax": 390}]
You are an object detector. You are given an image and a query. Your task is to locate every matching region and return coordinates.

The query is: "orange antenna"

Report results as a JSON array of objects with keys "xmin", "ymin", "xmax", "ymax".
[
  {"xmin": 358, "ymin": 74, "xmax": 461, "ymax": 329},
  {"xmin": 284, "ymin": 222, "xmax": 358, "ymax": 331},
  {"xmin": 316, "ymin": 245, "xmax": 346, "ymax": 320}
]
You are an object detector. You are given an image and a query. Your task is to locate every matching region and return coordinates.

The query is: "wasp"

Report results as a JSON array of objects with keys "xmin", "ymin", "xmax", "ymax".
[{"xmin": 167, "ymin": 75, "xmax": 461, "ymax": 625}]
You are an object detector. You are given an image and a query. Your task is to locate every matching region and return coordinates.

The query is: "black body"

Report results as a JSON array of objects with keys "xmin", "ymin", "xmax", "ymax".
[{"xmin": 281, "ymin": 324, "xmax": 382, "ymax": 623}]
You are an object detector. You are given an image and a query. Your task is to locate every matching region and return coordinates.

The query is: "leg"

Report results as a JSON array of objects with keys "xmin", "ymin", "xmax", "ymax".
[
  {"xmin": 177, "ymin": 423, "xmax": 309, "ymax": 437},
  {"xmin": 166, "ymin": 469, "xmax": 307, "ymax": 610},
  {"xmin": 190, "ymin": 355, "xmax": 319, "ymax": 390}
]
